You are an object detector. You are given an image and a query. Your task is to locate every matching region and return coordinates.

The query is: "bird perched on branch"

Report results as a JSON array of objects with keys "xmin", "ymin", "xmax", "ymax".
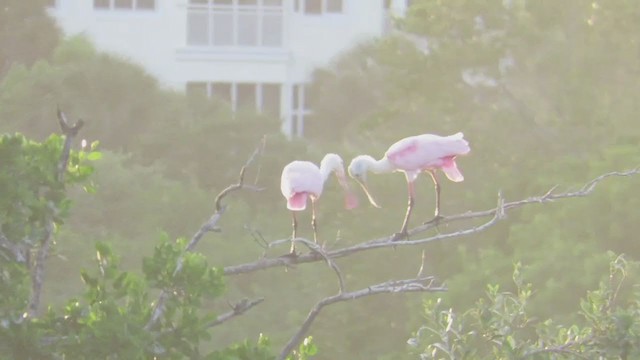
[
  {"xmin": 348, "ymin": 132, "xmax": 470, "ymax": 240},
  {"xmin": 281, "ymin": 154, "xmax": 358, "ymax": 254}
]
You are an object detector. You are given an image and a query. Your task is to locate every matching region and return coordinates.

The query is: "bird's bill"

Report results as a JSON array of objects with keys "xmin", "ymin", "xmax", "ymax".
[
  {"xmin": 337, "ymin": 173, "xmax": 358, "ymax": 210},
  {"xmin": 354, "ymin": 178, "xmax": 381, "ymax": 208}
]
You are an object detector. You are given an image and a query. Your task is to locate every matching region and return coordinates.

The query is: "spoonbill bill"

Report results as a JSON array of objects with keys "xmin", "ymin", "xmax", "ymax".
[
  {"xmin": 348, "ymin": 132, "xmax": 470, "ymax": 239},
  {"xmin": 281, "ymin": 153, "xmax": 358, "ymax": 254}
]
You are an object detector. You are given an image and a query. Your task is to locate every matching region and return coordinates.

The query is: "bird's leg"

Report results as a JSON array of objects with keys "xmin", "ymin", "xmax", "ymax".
[
  {"xmin": 423, "ymin": 170, "xmax": 444, "ymax": 225},
  {"xmin": 392, "ymin": 180, "xmax": 415, "ymax": 241},
  {"xmin": 311, "ymin": 199, "xmax": 318, "ymax": 245},
  {"xmin": 290, "ymin": 211, "xmax": 298, "ymax": 255}
]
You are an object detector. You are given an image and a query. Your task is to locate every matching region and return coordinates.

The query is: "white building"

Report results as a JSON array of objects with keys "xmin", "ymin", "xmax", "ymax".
[{"xmin": 47, "ymin": 0, "xmax": 409, "ymax": 136}]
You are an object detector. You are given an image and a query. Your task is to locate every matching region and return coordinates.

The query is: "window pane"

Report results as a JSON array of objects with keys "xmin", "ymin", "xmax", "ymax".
[
  {"xmin": 47, "ymin": 0, "xmax": 57, "ymax": 8},
  {"xmin": 262, "ymin": 14, "xmax": 282, "ymax": 46},
  {"xmin": 236, "ymin": 84, "xmax": 257, "ymax": 109},
  {"xmin": 211, "ymin": 83, "xmax": 232, "ymax": 103},
  {"xmin": 186, "ymin": 82, "xmax": 208, "ymax": 97},
  {"xmin": 292, "ymin": 85, "xmax": 300, "ymax": 109},
  {"xmin": 212, "ymin": 12, "xmax": 233, "ymax": 45},
  {"xmin": 213, "ymin": 0, "xmax": 232, "ymax": 4},
  {"xmin": 187, "ymin": 9, "xmax": 209, "ymax": 45},
  {"xmin": 137, "ymin": 0, "xmax": 155, "ymax": 9},
  {"xmin": 304, "ymin": 0, "xmax": 322, "ymax": 14},
  {"xmin": 114, "ymin": 0, "xmax": 133, "ymax": 9},
  {"xmin": 262, "ymin": 84, "xmax": 281, "ymax": 115},
  {"xmin": 94, "ymin": 0, "xmax": 110, "ymax": 9},
  {"xmin": 190, "ymin": 0, "xmax": 208, "ymax": 4},
  {"xmin": 264, "ymin": 0, "xmax": 282, "ymax": 6},
  {"xmin": 237, "ymin": 12, "xmax": 258, "ymax": 46},
  {"xmin": 238, "ymin": 0, "xmax": 257, "ymax": 5},
  {"xmin": 326, "ymin": 0, "xmax": 342, "ymax": 13}
]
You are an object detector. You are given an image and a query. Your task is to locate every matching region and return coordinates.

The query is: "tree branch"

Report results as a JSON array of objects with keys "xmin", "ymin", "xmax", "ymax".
[
  {"xmin": 27, "ymin": 109, "xmax": 83, "ymax": 317},
  {"xmin": 278, "ymin": 276, "xmax": 446, "ymax": 360},
  {"xmin": 0, "ymin": 230, "xmax": 26, "ymax": 263},
  {"xmin": 145, "ymin": 141, "xmax": 265, "ymax": 330},
  {"xmin": 207, "ymin": 297, "xmax": 265, "ymax": 328},
  {"xmin": 224, "ymin": 168, "xmax": 640, "ymax": 276}
]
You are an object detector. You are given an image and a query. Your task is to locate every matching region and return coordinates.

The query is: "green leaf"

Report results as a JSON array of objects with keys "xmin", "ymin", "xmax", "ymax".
[{"xmin": 86, "ymin": 151, "xmax": 102, "ymax": 161}]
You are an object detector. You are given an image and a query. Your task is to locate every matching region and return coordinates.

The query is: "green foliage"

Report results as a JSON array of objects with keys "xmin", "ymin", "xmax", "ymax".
[
  {"xmin": 0, "ymin": 0, "xmax": 60, "ymax": 79},
  {"xmin": 410, "ymin": 255, "xmax": 640, "ymax": 359},
  {"xmin": 0, "ymin": 133, "xmax": 96, "ymax": 314},
  {"xmin": 0, "ymin": 132, "xmax": 288, "ymax": 359}
]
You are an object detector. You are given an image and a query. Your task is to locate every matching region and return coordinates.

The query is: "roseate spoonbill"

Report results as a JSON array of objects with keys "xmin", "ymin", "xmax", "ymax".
[
  {"xmin": 281, "ymin": 153, "xmax": 358, "ymax": 254},
  {"xmin": 348, "ymin": 132, "xmax": 470, "ymax": 239}
]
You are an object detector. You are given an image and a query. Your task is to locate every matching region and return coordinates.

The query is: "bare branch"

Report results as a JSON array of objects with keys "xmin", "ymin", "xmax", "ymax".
[
  {"xmin": 27, "ymin": 109, "xmax": 83, "ymax": 317},
  {"xmin": 215, "ymin": 139, "xmax": 266, "ymax": 212},
  {"xmin": 224, "ymin": 168, "xmax": 640, "ymax": 276},
  {"xmin": 278, "ymin": 276, "xmax": 446, "ymax": 360},
  {"xmin": 145, "ymin": 142, "xmax": 265, "ymax": 330},
  {"xmin": 207, "ymin": 297, "xmax": 265, "ymax": 328},
  {"xmin": 294, "ymin": 238, "xmax": 346, "ymax": 294}
]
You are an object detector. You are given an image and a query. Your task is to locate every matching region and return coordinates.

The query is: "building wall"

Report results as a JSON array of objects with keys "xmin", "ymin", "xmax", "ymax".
[{"xmin": 48, "ymin": 0, "xmax": 399, "ymax": 136}]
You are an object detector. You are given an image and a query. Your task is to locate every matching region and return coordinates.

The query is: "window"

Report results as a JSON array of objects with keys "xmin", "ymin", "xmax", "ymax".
[
  {"xmin": 291, "ymin": 84, "xmax": 311, "ymax": 136},
  {"xmin": 187, "ymin": 82, "xmax": 281, "ymax": 116},
  {"xmin": 236, "ymin": 83, "xmax": 257, "ymax": 109},
  {"xmin": 187, "ymin": 0, "xmax": 284, "ymax": 47},
  {"xmin": 295, "ymin": 0, "xmax": 343, "ymax": 15},
  {"xmin": 93, "ymin": 0, "xmax": 155, "ymax": 10}
]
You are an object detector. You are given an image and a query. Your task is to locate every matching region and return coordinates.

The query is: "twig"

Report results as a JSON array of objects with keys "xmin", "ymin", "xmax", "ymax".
[
  {"xmin": 0, "ymin": 230, "xmax": 26, "ymax": 263},
  {"xmin": 523, "ymin": 339, "xmax": 592, "ymax": 359},
  {"xmin": 224, "ymin": 168, "xmax": 639, "ymax": 276},
  {"xmin": 278, "ymin": 276, "xmax": 446, "ymax": 360},
  {"xmin": 27, "ymin": 109, "xmax": 83, "ymax": 317},
  {"xmin": 207, "ymin": 297, "xmax": 265, "ymax": 328},
  {"xmin": 145, "ymin": 142, "xmax": 264, "ymax": 330},
  {"xmin": 293, "ymin": 237, "xmax": 346, "ymax": 294}
]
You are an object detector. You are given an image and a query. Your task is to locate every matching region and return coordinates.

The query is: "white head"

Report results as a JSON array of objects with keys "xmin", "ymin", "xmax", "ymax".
[
  {"xmin": 321, "ymin": 153, "xmax": 358, "ymax": 210},
  {"xmin": 320, "ymin": 153, "xmax": 346, "ymax": 177},
  {"xmin": 348, "ymin": 155, "xmax": 381, "ymax": 208}
]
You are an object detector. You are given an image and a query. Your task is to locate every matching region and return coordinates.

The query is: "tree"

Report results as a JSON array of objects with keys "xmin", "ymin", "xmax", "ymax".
[
  {"xmin": 1, "ymin": 110, "xmax": 638, "ymax": 358},
  {"xmin": 0, "ymin": 0, "xmax": 60, "ymax": 79},
  {"xmin": 409, "ymin": 255, "xmax": 640, "ymax": 359}
]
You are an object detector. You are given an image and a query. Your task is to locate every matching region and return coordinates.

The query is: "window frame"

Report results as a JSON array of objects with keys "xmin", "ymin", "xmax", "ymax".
[
  {"xmin": 186, "ymin": 81, "xmax": 282, "ymax": 116},
  {"xmin": 186, "ymin": 0, "xmax": 285, "ymax": 48},
  {"xmin": 294, "ymin": 0, "xmax": 344, "ymax": 15},
  {"xmin": 93, "ymin": 0, "xmax": 156, "ymax": 11}
]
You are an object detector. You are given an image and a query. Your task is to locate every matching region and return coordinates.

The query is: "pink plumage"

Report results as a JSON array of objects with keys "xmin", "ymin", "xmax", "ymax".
[
  {"xmin": 281, "ymin": 154, "xmax": 357, "ymax": 254},
  {"xmin": 385, "ymin": 132, "xmax": 470, "ymax": 182},
  {"xmin": 280, "ymin": 161, "xmax": 324, "ymax": 211},
  {"xmin": 348, "ymin": 132, "xmax": 470, "ymax": 239}
]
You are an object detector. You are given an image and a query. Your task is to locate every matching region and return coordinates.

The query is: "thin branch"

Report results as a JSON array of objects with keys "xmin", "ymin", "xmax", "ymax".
[
  {"xmin": 145, "ymin": 142, "xmax": 264, "ymax": 330},
  {"xmin": 224, "ymin": 168, "xmax": 640, "ymax": 276},
  {"xmin": 207, "ymin": 297, "xmax": 265, "ymax": 328},
  {"xmin": 215, "ymin": 140, "xmax": 266, "ymax": 212},
  {"xmin": 523, "ymin": 339, "xmax": 592, "ymax": 360},
  {"xmin": 293, "ymin": 237, "xmax": 346, "ymax": 294},
  {"xmin": 27, "ymin": 109, "xmax": 83, "ymax": 317},
  {"xmin": 0, "ymin": 230, "xmax": 26, "ymax": 263},
  {"xmin": 278, "ymin": 277, "xmax": 446, "ymax": 360}
]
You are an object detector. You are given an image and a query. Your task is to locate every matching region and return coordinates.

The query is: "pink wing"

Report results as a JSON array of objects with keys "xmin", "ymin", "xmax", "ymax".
[
  {"xmin": 385, "ymin": 133, "xmax": 470, "ymax": 173},
  {"xmin": 281, "ymin": 161, "xmax": 324, "ymax": 211}
]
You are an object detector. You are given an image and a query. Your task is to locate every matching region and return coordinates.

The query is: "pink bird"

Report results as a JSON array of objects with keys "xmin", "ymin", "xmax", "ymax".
[
  {"xmin": 348, "ymin": 132, "xmax": 470, "ymax": 239},
  {"xmin": 281, "ymin": 153, "xmax": 358, "ymax": 254}
]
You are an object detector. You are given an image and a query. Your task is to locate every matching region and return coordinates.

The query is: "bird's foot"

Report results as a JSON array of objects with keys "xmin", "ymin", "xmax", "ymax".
[
  {"xmin": 423, "ymin": 215, "xmax": 444, "ymax": 226},
  {"xmin": 391, "ymin": 231, "xmax": 409, "ymax": 242}
]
